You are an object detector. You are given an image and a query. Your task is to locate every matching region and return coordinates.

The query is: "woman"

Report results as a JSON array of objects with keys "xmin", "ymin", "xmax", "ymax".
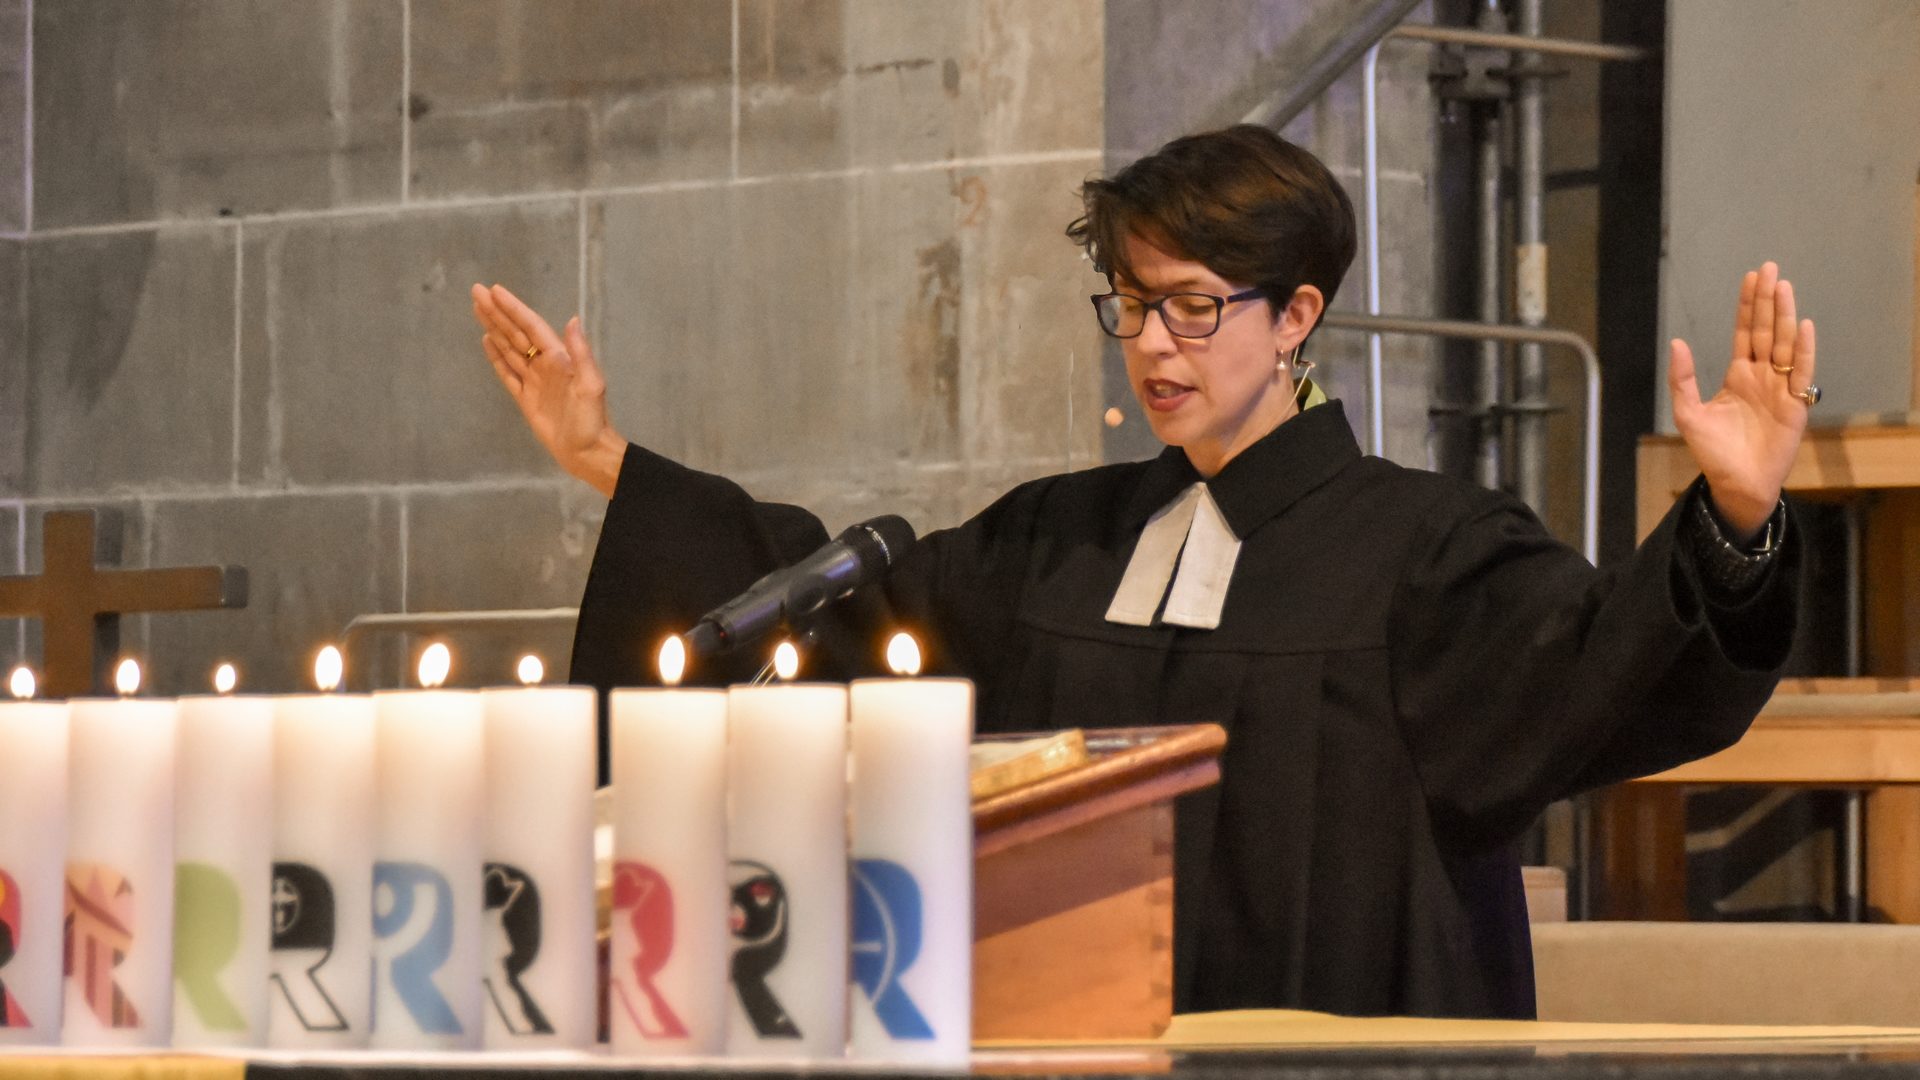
[{"xmin": 470, "ymin": 125, "xmax": 1816, "ymax": 1019}]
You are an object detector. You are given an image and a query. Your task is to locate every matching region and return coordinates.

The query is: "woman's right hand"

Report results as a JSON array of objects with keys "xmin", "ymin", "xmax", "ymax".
[{"xmin": 470, "ymin": 283, "xmax": 627, "ymax": 498}]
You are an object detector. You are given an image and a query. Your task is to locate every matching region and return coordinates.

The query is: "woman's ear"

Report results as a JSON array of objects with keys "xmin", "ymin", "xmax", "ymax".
[{"xmin": 1272, "ymin": 285, "xmax": 1326, "ymax": 354}]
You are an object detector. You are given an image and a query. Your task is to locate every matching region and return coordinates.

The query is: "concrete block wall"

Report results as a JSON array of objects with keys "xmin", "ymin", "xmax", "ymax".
[
  {"xmin": 1, "ymin": 0, "xmax": 1107, "ymax": 693},
  {"xmin": 1, "ymin": 0, "xmax": 1445, "ymax": 695}
]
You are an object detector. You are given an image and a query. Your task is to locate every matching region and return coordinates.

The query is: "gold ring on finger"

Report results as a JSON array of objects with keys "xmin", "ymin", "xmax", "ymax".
[
  {"xmin": 525, "ymin": 345, "xmax": 541, "ymax": 361},
  {"xmin": 1770, "ymin": 362, "xmax": 1794, "ymax": 374}
]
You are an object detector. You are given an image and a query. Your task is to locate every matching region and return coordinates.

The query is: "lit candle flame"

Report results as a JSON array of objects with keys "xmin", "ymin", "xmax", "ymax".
[
  {"xmin": 7, "ymin": 667, "xmax": 33, "ymax": 701},
  {"xmin": 886, "ymin": 632, "xmax": 922, "ymax": 677},
  {"xmin": 418, "ymin": 643, "xmax": 451, "ymax": 689},
  {"xmin": 773, "ymin": 641, "xmax": 800, "ymax": 682},
  {"xmin": 657, "ymin": 636, "xmax": 687, "ymax": 687},
  {"xmin": 517, "ymin": 654, "xmax": 544, "ymax": 686},
  {"xmin": 313, "ymin": 645, "xmax": 344, "ymax": 693},
  {"xmin": 115, "ymin": 658, "xmax": 142, "ymax": 697},
  {"xmin": 213, "ymin": 663, "xmax": 238, "ymax": 695}
]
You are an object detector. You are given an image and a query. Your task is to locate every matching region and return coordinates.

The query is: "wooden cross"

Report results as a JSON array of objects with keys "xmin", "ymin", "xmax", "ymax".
[{"xmin": 0, "ymin": 509, "xmax": 248, "ymax": 698}]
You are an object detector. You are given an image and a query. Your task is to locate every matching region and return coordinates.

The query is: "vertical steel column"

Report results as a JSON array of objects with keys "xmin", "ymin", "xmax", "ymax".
[
  {"xmin": 1362, "ymin": 44, "xmax": 1387, "ymax": 457},
  {"xmin": 1474, "ymin": 106, "xmax": 1505, "ymax": 490},
  {"xmin": 1513, "ymin": 0, "xmax": 1550, "ymax": 517},
  {"xmin": 1472, "ymin": 0, "xmax": 1508, "ymax": 492},
  {"xmin": 1841, "ymin": 502, "xmax": 1867, "ymax": 922}
]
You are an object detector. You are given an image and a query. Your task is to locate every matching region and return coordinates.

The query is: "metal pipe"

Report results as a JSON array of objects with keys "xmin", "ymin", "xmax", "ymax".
[
  {"xmin": 1846, "ymin": 502, "xmax": 1864, "ymax": 678},
  {"xmin": 1388, "ymin": 23, "xmax": 1653, "ymax": 63},
  {"xmin": 1476, "ymin": 104, "xmax": 1505, "ymax": 491},
  {"xmin": 1242, "ymin": 0, "xmax": 1429, "ymax": 130},
  {"xmin": 1842, "ymin": 790, "xmax": 1866, "ymax": 923},
  {"xmin": 1513, "ymin": 0, "xmax": 1550, "ymax": 519},
  {"xmin": 1361, "ymin": 43, "xmax": 1386, "ymax": 457},
  {"xmin": 1843, "ymin": 501, "xmax": 1866, "ymax": 920},
  {"xmin": 1320, "ymin": 311, "xmax": 1600, "ymax": 564}
]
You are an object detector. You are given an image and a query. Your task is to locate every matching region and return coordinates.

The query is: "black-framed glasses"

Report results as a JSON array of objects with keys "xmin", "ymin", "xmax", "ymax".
[{"xmin": 1090, "ymin": 288, "xmax": 1267, "ymax": 339}]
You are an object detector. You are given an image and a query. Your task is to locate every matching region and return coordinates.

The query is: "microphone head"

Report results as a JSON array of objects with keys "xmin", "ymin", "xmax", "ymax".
[{"xmin": 838, "ymin": 514, "xmax": 916, "ymax": 570}]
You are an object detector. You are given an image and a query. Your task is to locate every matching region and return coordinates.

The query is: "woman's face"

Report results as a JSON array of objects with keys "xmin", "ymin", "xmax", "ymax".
[{"xmin": 1114, "ymin": 232, "xmax": 1314, "ymax": 476}]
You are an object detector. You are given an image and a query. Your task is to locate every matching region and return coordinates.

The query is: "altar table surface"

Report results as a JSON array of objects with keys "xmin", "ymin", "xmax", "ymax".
[{"xmin": 18, "ymin": 1013, "xmax": 1920, "ymax": 1080}]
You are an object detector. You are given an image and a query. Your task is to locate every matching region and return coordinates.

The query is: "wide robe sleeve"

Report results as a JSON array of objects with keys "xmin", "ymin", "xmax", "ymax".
[
  {"xmin": 569, "ymin": 443, "xmax": 1044, "ymax": 744},
  {"xmin": 570, "ymin": 444, "xmax": 837, "ymax": 696},
  {"xmin": 1387, "ymin": 482, "xmax": 1800, "ymax": 846}
]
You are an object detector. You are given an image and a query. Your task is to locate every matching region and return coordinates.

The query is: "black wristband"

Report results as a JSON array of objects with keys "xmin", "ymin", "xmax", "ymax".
[{"xmin": 1685, "ymin": 485, "xmax": 1786, "ymax": 598}]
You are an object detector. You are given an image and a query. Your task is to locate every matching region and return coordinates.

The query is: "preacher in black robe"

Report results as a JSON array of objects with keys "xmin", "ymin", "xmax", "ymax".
[
  {"xmin": 569, "ymin": 394, "xmax": 1798, "ymax": 1020},
  {"xmin": 474, "ymin": 125, "xmax": 1818, "ymax": 1021}
]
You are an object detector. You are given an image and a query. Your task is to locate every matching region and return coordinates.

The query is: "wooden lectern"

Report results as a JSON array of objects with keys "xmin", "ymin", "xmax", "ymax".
[{"xmin": 971, "ymin": 724, "xmax": 1226, "ymax": 1041}]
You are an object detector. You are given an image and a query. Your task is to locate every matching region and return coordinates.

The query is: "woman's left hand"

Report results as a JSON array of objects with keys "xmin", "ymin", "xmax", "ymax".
[{"xmin": 1667, "ymin": 260, "xmax": 1818, "ymax": 542}]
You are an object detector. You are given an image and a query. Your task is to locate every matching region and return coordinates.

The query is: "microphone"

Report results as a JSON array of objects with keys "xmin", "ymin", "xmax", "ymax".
[{"xmin": 681, "ymin": 515, "xmax": 916, "ymax": 660}]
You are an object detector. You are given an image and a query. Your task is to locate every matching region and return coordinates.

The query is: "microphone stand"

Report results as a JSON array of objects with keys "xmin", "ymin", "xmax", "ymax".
[{"xmin": 745, "ymin": 625, "xmax": 819, "ymax": 686}]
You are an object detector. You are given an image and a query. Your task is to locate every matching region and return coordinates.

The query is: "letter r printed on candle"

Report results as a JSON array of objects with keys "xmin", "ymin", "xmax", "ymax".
[
  {"xmin": 269, "ymin": 863, "xmax": 349, "ymax": 1033},
  {"xmin": 727, "ymin": 860, "xmax": 799, "ymax": 1039},
  {"xmin": 610, "ymin": 861, "xmax": 686, "ymax": 1040},
  {"xmin": 173, "ymin": 863, "xmax": 247, "ymax": 1032},
  {"xmin": 481, "ymin": 863, "xmax": 553, "ymax": 1037},
  {"xmin": 63, "ymin": 864, "xmax": 141, "ymax": 1030},
  {"xmin": 372, "ymin": 862, "xmax": 461, "ymax": 1035},
  {"xmin": 851, "ymin": 859, "xmax": 934, "ymax": 1039},
  {"xmin": 0, "ymin": 870, "xmax": 30, "ymax": 1027}
]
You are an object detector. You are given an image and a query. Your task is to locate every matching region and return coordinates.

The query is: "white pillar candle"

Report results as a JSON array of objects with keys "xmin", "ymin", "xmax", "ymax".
[
  {"xmin": 725, "ymin": 677, "xmax": 849, "ymax": 1060},
  {"xmin": 63, "ymin": 660, "xmax": 175, "ymax": 1048},
  {"xmin": 172, "ymin": 667, "xmax": 274, "ymax": 1048},
  {"xmin": 607, "ymin": 639, "xmax": 728, "ymax": 1057},
  {"xmin": 0, "ymin": 669, "xmax": 67, "ymax": 1045},
  {"xmin": 269, "ymin": 647, "xmax": 375, "ymax": 1050},
  {"xmin": 371, "ymin": 644, "xmax": 485, "ymax": 1051},
  {"xmin": 847, "ymin": 634, "xmax": 973, "ymax": 1065},
  {"xmin": 479, "ymin": 657, "xmax": 596, "ymax": 1051}
]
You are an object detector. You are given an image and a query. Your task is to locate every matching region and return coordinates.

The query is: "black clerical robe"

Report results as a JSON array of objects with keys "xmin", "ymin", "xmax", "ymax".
[{"xmin": 571, "ymin": 400, "xmax": 1798, "ymax": 1020}]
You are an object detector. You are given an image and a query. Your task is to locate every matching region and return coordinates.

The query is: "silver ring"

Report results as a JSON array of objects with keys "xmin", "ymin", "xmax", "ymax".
[{"xmin": 1795, "ymin": 384, "xmax": 1821, "ymax": 407}]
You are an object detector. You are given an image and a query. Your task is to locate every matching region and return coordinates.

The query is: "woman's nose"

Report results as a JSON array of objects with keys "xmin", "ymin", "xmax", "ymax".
[{"xmin": 1134, "ymin": 306, "xmax": 1179, "ymax": 354}]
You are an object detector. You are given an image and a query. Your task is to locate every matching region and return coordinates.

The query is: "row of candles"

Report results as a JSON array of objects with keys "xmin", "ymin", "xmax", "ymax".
[{"xmin": 0, "ymin": 632, "xmax": 972, "ymax": 1064}]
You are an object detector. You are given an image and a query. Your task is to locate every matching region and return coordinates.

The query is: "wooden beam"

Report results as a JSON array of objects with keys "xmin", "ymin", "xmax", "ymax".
[
  {"xmin": 1638, "ymin": 425, "xmax": 1920, "ymax": 542},
  {"xmin": 1866, "ymin": 494, "xmax": 1920, "ymax": 677},
  {"xmin": 1634, "ymin": 718, "xmax": 1920, "ymax": 785},
  {"xmin": 1867, "ymin": 788, "xmax": 1920, "ymax": 923},
  {"xmin": 1594, "ymin": 786, "xmax": 1688, "ymax": 920}
]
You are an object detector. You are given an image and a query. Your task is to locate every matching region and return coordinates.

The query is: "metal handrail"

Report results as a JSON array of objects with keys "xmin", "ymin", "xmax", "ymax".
[
  {"xmin": 1389, "ymin": 24, "xmax": 1653, "ymax": 63},
  {"xmin": 1241, "ymin": 0, "xmax": 1428, "ymax": 129},
  {"xmin": 1351, "ymin": 25, "xmax": 1645, "ymax": 560},
  {"xmin": 1319, "ymin": 311, "xmax": 1601, "ymax": 565},
  {"xmin": 338, "ymin": 607, "xmax": 580, "ymax": 686},
  {"xmin": 1248, "ymin": 16, "xmax": 1652, "ymax": 131}
]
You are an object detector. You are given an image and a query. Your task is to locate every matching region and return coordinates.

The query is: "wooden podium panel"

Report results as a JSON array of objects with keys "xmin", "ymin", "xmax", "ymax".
[{"xmin": 972, "ymin": 724, "xmax": 1226, "ymax": 1041}]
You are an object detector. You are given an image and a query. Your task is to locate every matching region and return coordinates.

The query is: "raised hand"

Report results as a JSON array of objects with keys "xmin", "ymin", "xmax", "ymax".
[
  {"xmin": 1667, "ymin": 261, "xmax": 1818, "ymax": 542},
  {"xmin": 471, "ymin": 283, "xmax": 626, "ymax": 498}
]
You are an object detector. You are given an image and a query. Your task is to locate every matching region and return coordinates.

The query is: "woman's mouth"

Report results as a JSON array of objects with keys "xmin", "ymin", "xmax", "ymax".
[{"xmin": 1144, "ymin": 378, "xmax": 1195, "ymax": 412}]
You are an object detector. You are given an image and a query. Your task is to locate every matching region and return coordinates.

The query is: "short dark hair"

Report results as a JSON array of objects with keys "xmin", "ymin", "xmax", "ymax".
[{"xmin": 1066, "ymin": 124, "xmax": 1357, "ymax": 325}]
